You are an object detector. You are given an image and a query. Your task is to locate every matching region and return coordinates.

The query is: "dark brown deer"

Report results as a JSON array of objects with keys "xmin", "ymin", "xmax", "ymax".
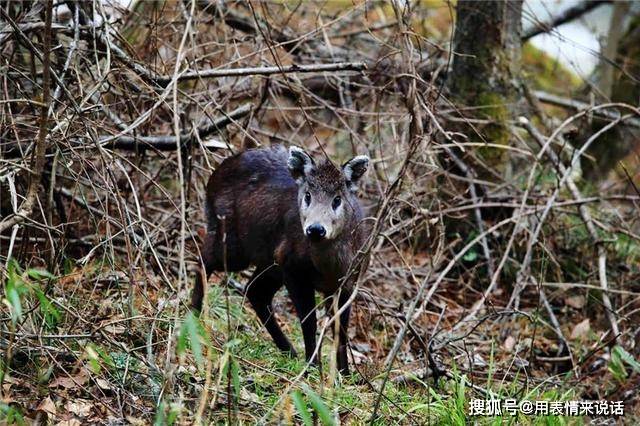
[{"xmin": 192, "ymin": 145, "xmax": 369, "ymax": 374}]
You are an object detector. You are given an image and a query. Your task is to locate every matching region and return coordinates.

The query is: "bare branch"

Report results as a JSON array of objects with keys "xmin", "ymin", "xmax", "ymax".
[
  {"xmin": 534, "ymin": 90, "xmax": 640, "ymax": 129},
  {"xmin": 522, "ymin": 0, "xmax": 611, "ymax": 41},
  {"xmin": 518, "ymin": 116, "xmax": 621, "ymax": 340},
  {"xmin": 0, "ymin": 0, "xmax": 52, "ymax": 233},
  {"xmin": 167, "ymin": 62, "xmax": 366, "ymax": 82},
  {"xmin": 99, "ymin": 103, "xmax": 253, "ymax": 151}
]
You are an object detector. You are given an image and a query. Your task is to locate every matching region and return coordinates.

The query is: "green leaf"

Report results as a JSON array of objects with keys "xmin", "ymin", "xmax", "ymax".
[
  {"xmin": 217, "ymin": 352, "xmax": 230, "ymax": 380},
  {"xmin": 27, "ymin": 268, "xmax": 54, "ymax": 280},
  {"xmin": 166, "ymin": 403, "xmax": 180, "ymax": 425},
  {"xmin": 455, "ymin": 374, "xmax": 467, "ymax": 415},
  {"xmin": 303, "ymin": 385, "xmax": 336, "ymax": 426},
  {"xmin": 153, "ymin": 401, "xmax": 166, "ymax": 426},
  {"xmin": 230, "ymin": 357, "xmax": 241, "ymax": 400},
  {"xmin": 0, "ymin": 402, "xmax": 25, "ymax": 426},
  {"xmin": 85, "ymin": 345, "xmax": 102, "ymax": 374},
  {"xmin": 291, "ymin": 390, "xmax": 313, "ymax": 426},
  {"xmin": 6, "ymin": 282, "xmax": 22, "ymax": 324},
  {"xmin": 33, "ymin": 288, "xmax": 60, "ymax": 328},
  {"xmin": 93, "ymin": 346, "xmax": 115, "ymax": 369},
  {"xmin": 608, "ymin": 349, "xmax": 628, "ymax": 382},
  {"xmin": 178, "ymin": 312, "xmax": 207, "ymax": 372},
  {"xmin": 463, "ymin": 250, "xmax": 478, "ymax": 262},
  {"xmin": 613, "ymin": 345, "xmax": 640, "ymax": 373},
  {"xmin": 224, "ymin": 338, "xmax": 241, "ymax": 349},
  {"xmin": 177, "ymin": 324, "xmax": 188, "ymax": 356},
  {"xmin": 153, "ymin": 400, "xmax": 180, "ymax": 426},
  {"xmin": 7, "ymin": 259, "xmax": 22, "ymax": 277}
]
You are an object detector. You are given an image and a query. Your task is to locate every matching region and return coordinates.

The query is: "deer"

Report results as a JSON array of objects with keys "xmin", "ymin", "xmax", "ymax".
[{"xmin": 191, "ymin": 145, "xmax": 369, "ymax": 375}]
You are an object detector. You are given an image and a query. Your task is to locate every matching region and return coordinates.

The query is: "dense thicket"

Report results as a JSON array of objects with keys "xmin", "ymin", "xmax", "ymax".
[{"xmin": 1, "ymin": 1, "xmax": 639, "ymax": 423}]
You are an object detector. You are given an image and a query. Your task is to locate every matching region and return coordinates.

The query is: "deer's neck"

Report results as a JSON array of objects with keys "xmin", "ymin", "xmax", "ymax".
[{"xmin": 309, "ymin": 233, "xmax": 360, "ymax": 293}]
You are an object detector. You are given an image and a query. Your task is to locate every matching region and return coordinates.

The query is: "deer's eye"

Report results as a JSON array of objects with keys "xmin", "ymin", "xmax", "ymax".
[
  {"xmin": 304, "ymin": 192, "xmax": 311, "ymax": 205},
  {"xmin": 332, "ymin": 196, "xmax": 342, "ymax": 210}
]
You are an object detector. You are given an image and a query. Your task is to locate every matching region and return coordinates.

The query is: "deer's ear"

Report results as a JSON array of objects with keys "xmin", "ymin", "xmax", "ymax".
[
  {"xmin": 342, "ymin": 155, "xmax": 369, "ymax": 191},
  {"xmin": 288, "ymin": 146, "xmax": 315, "ymax": 183}
]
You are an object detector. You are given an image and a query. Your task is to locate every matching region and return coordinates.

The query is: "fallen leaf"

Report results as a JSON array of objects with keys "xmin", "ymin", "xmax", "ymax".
[
  {"xmin": 354, "ymin": 342, "xmax": 371, "ymax": 353},
  {"xmin": 95, "ymin": 378, "xmax": 112, "ymax": 390},
  {"xmin": 1, "ymin": 384, "xmax": 12, "ymax": 399},
  {"xmin": 472, "ymin": 353, "xmax": 487, "ymax": 367},
  {"xmin": 49, "ymin": 369, "xmax": 89, "ymax": 389},
  {"xmin": 103, "ymin": 324, "xmax": 126, "ymax": 334},
  {"xmin": 570, "ymin": 319, "xmax": 590, "ymax": 340},
  {"xmin": 65, "ymin": 400, "xmax": 92, "ymax": 417},
  {"xmin": 58, "ymin": 271, "xmax": 84, "ymax": 286},
  {"xmin": 37, "ymin": 396, "xmax": 57, "ymax": 416},
  {"xmin": 503, "ymin": 336, "xmax": 516, "ymax": 352},
  {"xmin": 350, "ymin": 348, "xmax": 368, "ymax": 365},
  {"xmin": 49, "ymin": 377, "xmax": 80, "ymax": 389},
  {"xmin": 3, "ymin": 375, "xmax": 22, "ymax": 385},
  {"xmin": 565, "ymin": 295, "xmax": 586, "ymax": 309},
  {"xmin": 125, "ymin": 416, "xmax": 147, "ymax": 425},
  {"xmin": 55, "ymin": 420, "xmax": 82, "ymax": 426},
  {"xmin": 240, "ymin": 388, "xmax": 260, "ymax": 404}
]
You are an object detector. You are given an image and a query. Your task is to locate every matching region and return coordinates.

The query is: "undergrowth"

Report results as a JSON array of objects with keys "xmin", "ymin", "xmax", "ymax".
[{"xmin": 4, "ymin": 259, "xmax": 638, "ymax": 424}]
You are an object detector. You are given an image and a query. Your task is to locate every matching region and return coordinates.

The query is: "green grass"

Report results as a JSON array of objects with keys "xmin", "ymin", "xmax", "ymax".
[{"xmin": 190, "ymin": 287, "xmax": 592, "ymax": 425}]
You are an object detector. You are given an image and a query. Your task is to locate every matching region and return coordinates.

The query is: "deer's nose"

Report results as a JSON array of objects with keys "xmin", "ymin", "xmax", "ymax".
[{"xmin": 305, "ymin": 223, "xmax": 326, "ymax": 240}]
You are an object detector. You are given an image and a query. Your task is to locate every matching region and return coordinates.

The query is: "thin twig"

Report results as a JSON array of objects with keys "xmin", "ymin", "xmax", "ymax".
[
  {"xmin": 518, "ymin": 117, "xmax": 621, "ymax": 340},
  {"xmin": 0, "ymin": 0, "xmax": 53, "ymax": 233}
]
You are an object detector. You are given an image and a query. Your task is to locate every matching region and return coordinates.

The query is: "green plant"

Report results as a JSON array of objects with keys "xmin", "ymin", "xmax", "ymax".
[
  {"xmin": 609, "ymin": 345, "xmax": 640, "ymax": 383},
  {"xmin": 153, "ymin": 399, "xmax": 181, "ymax": 426},
  {"xmin": 291, "ymin": 385, "xmax": 336, "ymax": 426},
  {"xmin": 177, "ymin": 311, "xmax": 210, "ymax": 373},
  {"xmin": 0, "ymin": 403, "xmax": 25, "ymax": 426},
  {"xmin": 3, "ymin": 261, "xmax": 59, "ymax": 328}
]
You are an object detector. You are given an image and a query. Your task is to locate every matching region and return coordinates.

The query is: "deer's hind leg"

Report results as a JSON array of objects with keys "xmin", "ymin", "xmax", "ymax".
[
  {"xmin": 192, "ymin": 231, "xmax": 217, "ymax": 312},
  {"xmin": 246, "ymin": 267, "xmax": 296, "ymax": 357},
  {"xmin": 192, "ymin": 225, "xmax": 249, "ymax": 312}
]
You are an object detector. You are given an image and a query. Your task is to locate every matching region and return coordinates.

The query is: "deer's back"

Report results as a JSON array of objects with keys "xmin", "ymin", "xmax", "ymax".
[{"xmin": 205, "ymin": 146, "xmax": 304, "ymax": 269}]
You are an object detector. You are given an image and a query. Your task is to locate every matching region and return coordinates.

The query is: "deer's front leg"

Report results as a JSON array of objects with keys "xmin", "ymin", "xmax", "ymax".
[
  {"xmin": 285, "ymin": 275, "xmax": 319, "ymax": 367},
  {"xmin": 336, "ymin": 290, "xmax": 352, "ymax": 375}
]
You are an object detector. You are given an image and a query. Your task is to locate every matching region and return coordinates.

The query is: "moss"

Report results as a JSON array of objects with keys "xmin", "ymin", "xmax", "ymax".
[
  {"xmin": 475, "ymin": 91, "xmax": 510, "ymax": 168},
  {"xmin": 449, "ymin": 36, "xmax": 516, "ymax": 173},
  {"xmin": 476, "ymin": 92, "xmax": 509, "ymax": 122}
]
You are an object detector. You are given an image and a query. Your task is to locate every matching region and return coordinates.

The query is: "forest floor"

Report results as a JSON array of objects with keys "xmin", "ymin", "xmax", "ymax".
[{"xmin": 3, "ymin": 237, "xmax": 639, "ymax": 425}]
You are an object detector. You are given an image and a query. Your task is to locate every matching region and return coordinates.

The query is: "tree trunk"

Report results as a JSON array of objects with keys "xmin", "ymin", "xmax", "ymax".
[
  {"xmin": 449, "ymin": 0, "xmax": 524, "ymax": 175},
  {"xmin": 583, "ymin": 12, "xmax": 640, "ymax": 181},
  {"xmin": 598, "ymin": 1, "xmax": 631, "ymax": 98}
]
